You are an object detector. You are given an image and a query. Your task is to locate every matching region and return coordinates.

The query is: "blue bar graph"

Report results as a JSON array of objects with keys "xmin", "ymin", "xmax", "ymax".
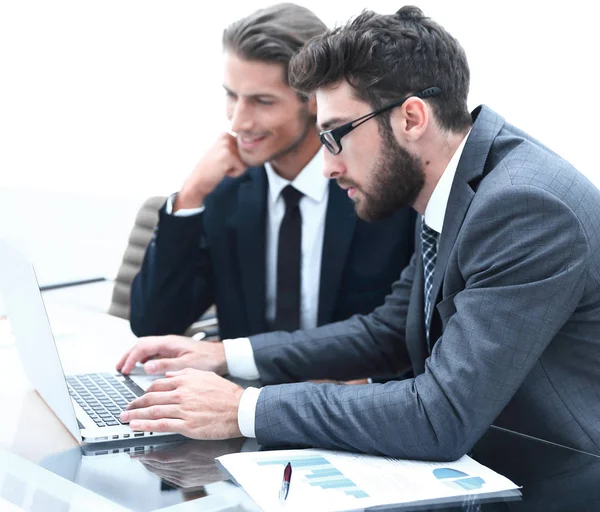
[
  {"xmin": 256, "ymin": 455, "xmax": 329, "ymax": 463},
  {"xmin": 254, "ymin": 454, "xmax": 370, "ymax": 499},
  {"xmin": 347, "ymin": 490, "xmax": 369, "ymax": 498},
  {"xmin": 309, "ymin": 478, "xmax": 356, "ymax": 489},
  {"xmin": 305, "ymin": 469, "xmax": 342, "ymax": 478}
]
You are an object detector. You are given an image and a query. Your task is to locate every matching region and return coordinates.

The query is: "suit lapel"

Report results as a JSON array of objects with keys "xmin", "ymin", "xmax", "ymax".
[
  {"xmin": 429, "ymin": 106, "xmax": 505, "ymax": 327},
  {"xmin": 429, "ymin": 180, "xmax": 474, "ymax": 312},
  {"xmin": 317, "ymin": 181, "xmax": 357, "ymax": 325},
  {"xmin": 235, "ymin": 167, "xmax": 268, "ymax": 334}
]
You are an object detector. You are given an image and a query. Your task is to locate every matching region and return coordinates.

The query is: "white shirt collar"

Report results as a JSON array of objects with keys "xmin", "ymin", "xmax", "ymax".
[
  {"xmin": 264, "ymin": 147, "xmax": 328, "ymax": 205},
  {"xmin": 424, "ymin": 130, "xmax": 471, "ymax": 234}
]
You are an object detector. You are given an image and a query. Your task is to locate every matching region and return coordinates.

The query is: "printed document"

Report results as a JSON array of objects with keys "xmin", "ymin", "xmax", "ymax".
[{"xmin": 217, "ymin": 448, "xmax": 520, "ymax": 511}]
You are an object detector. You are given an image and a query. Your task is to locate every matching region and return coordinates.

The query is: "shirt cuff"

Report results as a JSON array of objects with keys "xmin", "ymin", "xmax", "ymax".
[
  {"xmin": 222, "ymin": 338, "xmax": 260, "ymax": 380},
  {"xmin": 165, "ymin": 192, "xmax": 205, "ymax": 216},
  {"xmin": 237, "ymin": 387, "xmax": 261, "ymax": 438}
]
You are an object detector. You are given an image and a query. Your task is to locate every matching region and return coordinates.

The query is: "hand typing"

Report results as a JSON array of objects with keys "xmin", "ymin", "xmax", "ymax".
[
  {"xmin": 120, "ymin": 368, "xmax": 244, "ymax": 440},
  {"xmin": 116, "ymin": 335, "xmax": 227, "ymax": 376}
]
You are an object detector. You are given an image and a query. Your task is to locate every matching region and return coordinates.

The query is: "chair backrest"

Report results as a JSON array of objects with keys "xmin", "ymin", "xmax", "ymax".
[{"xmin": 108, "ymin": 196, "xmax": 166, "ymax": 320}]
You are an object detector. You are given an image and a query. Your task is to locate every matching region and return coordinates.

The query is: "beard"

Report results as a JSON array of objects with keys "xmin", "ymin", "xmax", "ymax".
[{"xmin": 340, "ymin": 125, "xmax": 425, "ymax": 221}]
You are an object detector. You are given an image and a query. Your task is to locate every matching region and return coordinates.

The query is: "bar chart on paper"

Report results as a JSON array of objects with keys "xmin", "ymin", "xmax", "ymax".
[
  {"xmin": 217, "ymin": 448, "xmax": 521, "ymax": 512},
  {"xmin": 256, "ymin": 454, "xmax": 369, "ymax": 499}
]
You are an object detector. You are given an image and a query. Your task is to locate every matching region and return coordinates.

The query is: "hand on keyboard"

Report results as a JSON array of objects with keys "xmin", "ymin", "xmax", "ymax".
[{"xmin": 116, "ymin": 335, "xmax": 227, "ymax": 376}]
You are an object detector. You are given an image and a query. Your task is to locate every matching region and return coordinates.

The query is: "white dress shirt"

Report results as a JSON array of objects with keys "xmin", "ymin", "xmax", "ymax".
[
  {"xmin": 167, "ymin": 149, "xmax": 329, "ymax": 330},
  {"xmin": 423, "ymin": 131, "xmax": 471, "ymax": 233},
  {"xmin": 231, "ymin": 133, "xmax": 472, "ymax": 438},
  {"xmin": 263, "ymin": 150, "xmax": 329, "ymax": 331}
]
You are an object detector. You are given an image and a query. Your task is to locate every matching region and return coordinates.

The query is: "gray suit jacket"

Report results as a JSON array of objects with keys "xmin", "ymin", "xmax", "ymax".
[{"xmin": 248, "ymin": 106, "xmax": 600, "ymax": 461}]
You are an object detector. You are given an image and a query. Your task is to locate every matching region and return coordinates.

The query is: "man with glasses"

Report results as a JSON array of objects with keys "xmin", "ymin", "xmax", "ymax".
[
  {"xmin": 318, "ymin": 87, "xmax": 442, "ymax": 156},
  {"xmin": 126, "ymin": 3, "xmax": 416, "ymax": 379},
  {"xmin": 118, "ymin": 6, "xmax": 600, "ymax": 461}
]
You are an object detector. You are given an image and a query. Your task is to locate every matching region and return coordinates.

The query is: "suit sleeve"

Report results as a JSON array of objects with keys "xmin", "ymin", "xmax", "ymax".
[
  {"xmin": 252, "ymin": 186, "xmax": 589, "ymax": 460},
  {"xmin": 129, "ymin": 204, "xmax": 214, "ymax": 336},
  {"xmin": 250, "ymin": 251, "xmax": 417, "ymax": 383}
]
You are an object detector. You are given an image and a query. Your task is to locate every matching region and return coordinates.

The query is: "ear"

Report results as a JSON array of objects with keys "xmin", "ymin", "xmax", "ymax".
[
  {"xmin": 391, "ymin": 97, "xmax": 428, "ymax": 142},
  {"xmin": 306, "ymin": 93, "xmax": 318, "ymax": 116}
]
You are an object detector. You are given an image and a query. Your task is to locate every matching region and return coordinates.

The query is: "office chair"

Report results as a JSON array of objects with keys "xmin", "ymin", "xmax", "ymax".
[
  {"xmin": 108, "ymin": 196, "xmax": 166, "ymax": 321},
  {"xmin": 107, "ymin": 196, "xmax": 218, "ymax": 337}
]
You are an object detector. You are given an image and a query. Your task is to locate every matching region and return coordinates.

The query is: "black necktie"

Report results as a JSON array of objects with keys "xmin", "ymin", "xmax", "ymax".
[{"xmin": 273, "ymin": 185, "xmax": 303, "ymax": 332}]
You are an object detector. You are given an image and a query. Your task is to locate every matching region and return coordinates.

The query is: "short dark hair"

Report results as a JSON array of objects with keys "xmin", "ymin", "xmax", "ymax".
[
  {"xmin": 222, "ymin": 3, "xmax": 327, "ymax": 86},
  {"xmin": 289, "ymin": 6, "xmax": 472, "ymax": 133}
]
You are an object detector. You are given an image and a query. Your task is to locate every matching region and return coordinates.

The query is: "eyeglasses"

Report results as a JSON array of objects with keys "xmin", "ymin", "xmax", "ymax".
[{"xmin": 319, "ymin": 87, "xmax": 442, "ymax": 155}]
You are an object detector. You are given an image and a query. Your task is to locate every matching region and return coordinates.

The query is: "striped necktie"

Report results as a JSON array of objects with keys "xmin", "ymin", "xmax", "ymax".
[{"xmin": 421, "ymin": 219, "xmax": 439, "ymax": 342}]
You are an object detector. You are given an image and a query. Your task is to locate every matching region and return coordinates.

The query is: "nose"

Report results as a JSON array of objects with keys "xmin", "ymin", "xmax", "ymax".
[
  {"xmin": 229, "ymin": 100, "xmax": 253, "ymax": 133},
  {"xmin": 323, "ymin": 150, "xmax": 345, "ymax": 180}
]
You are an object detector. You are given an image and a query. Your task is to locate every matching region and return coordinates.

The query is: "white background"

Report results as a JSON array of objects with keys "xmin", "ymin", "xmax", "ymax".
[{"xmin": 1, "ymin": 0, "xmax": 598, "ymax": 285}]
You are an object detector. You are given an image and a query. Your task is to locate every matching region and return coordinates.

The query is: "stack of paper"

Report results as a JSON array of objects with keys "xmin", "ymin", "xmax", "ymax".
[{"xmin": 217, "ymin": 448, "xmax": 520, "ymax": 511}]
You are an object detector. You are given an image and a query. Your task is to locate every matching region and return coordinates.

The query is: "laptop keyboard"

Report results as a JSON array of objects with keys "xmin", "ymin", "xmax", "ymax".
[{"xmin": 66, "ymin": 373, "xmax": 144, "ymax": 428}]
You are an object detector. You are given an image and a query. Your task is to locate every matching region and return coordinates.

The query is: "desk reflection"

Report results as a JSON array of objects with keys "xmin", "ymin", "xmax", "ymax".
[
  {"xmin": 131, "ymin": 438, "xmax": 248, "ymax": 492},
  {"xmin": 34, "ymin": 425, "xmax": 600, "ymax": 512},
  {"xmin": 39, "ymin": 438, "xmax": 258, "ymax": 512}
]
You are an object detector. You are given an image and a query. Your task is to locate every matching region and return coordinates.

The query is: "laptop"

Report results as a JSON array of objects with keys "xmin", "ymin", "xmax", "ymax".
[{"xmin": 0, "ymin": 238, "xmax": 178, "ymax": 445}]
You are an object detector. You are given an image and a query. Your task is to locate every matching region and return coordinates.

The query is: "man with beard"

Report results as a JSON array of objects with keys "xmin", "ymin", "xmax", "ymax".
[
  {"xmin": 128, "ymin": 3, "xmax": 416, "ymax": 368},
  {"xmin": 118, "ymin": 7, "xmax": 600, "ymax": 461}
]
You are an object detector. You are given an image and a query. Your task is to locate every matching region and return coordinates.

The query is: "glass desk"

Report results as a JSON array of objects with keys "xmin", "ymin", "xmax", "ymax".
[
  {"xmin": 0, "ymin": 307, "xmax": 598, "ymax": 511},
  {"xmin": 0, "ymin": 426, "xmax": 594, "ymax": 512}
]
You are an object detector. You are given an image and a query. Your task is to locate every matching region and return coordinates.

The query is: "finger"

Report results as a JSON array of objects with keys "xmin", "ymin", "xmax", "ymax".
[
  {"xmin": 222, "ymin": 131, "xmax": 237, "ymax": 143},
  {"xmin": 164, "ymin": 368, "xmax": 205, "ymax": 378},
  {"xmin": 119, "ymin": 341, "xmax": 161, "ymax": 375},
  {"xmin": 125, "ymin": 390, "xmax": 179, "ymax": 410},
  {"xmin": 127, "ymin": 382, "xmax": 179, "ymax": 410},
  {"xmin": 223, "ymin": 131, "xmax": 238, "ymax": 146},
  {"xmin": 119, "ymin": 337, "xmax": 176, "ymax": 375},
  {"xmin": 145, "ymin": 375, "xmax": 183, "ymax": 393},
  {"xmin": 132, "ymin": 453, "xmax": 189, "ymax": 464},
  {"xmin": 226, "ymin": 138, "xmax": 247, "ymax": 174},
  {"xmin": 143, "ymin": 356, "xmax": 189, "ymax": 375},
  {"xmin": 128, "ymin": 418, "xmax": 187, "ymax": 434},
  {"xmin": 121, "ymin": 404, "xmax": 185, "ymax": 423},
  {"xmin": 226, "ymin": 152, "xmax": 247, "ymax": 177},
  {"xmin": 119, "ymin": 352, "xmax": 157, "ymax": 370},
  {"xmin": 138, "ymin": 353, "xmax": 160, "ymax": 364},
  {"xmin": 115, "ymin": 348, "xmax": 133, "ymax": 372}
]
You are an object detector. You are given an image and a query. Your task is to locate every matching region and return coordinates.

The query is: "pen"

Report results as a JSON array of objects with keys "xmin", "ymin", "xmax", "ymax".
[{"xmin": 279, "ymin": 462, "xmax": 292, "ymax": 502}]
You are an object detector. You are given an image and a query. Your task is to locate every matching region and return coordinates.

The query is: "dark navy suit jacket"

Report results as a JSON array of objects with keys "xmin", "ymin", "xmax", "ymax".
[{"xmin": 130, "ymin": 166, "xmax": 416, "ymax": 340}]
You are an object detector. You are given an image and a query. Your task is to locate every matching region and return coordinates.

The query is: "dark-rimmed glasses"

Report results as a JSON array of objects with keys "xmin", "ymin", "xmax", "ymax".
[{"xmin": 319, "ymin": 86, "xmax": 442, "ymax": 155}]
